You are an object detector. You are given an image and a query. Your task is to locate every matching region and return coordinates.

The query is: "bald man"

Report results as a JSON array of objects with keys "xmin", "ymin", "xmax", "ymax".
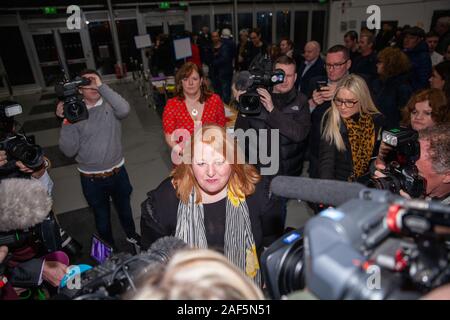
[{"xmin": 296, "ymin": 41, "xmax": 326, "ymax": 95}]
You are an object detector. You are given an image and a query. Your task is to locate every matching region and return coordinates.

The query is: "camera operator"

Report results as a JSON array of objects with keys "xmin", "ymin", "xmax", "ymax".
[
  {"xmin": 234, "ymin": 55, "xmax": 311, "ymax": 225},
  {"xmin": 374, "ymin": 124, "xmax": 450, "ymax": 202},
  {"xmin": 56, "ymin": 70, "xmax": 140, "ymax": 250},
  {"xmin": 0, "ymin": 179, "xmax": 69, "ymax": 300}
]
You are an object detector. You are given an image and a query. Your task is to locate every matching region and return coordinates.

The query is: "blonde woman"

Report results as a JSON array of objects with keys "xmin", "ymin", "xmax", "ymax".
[
  {"xmin": 140, "ymin": 125, "xmax": 283, "ymax": 287},
  {"xmin": 319, "ymin": 74, "xmax": 384, "ymax": 182},
  {"xmin": 130, "ymin": 249, "xmax": 265, "ymax": 300}
]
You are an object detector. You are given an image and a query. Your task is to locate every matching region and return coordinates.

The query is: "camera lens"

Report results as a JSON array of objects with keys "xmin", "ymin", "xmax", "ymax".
[{"xmin": 9, "ymin": 138, "xmax": 44, "ymax": 169}]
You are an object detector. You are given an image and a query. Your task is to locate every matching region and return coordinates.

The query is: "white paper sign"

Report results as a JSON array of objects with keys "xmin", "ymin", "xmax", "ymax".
[
  {"xmin": 173, "ymin": 37, "xmax": 192, "ymax": 60},
  {"xmin": 134, "ymin": 34, "xmax": 152, "ymax": 49}
]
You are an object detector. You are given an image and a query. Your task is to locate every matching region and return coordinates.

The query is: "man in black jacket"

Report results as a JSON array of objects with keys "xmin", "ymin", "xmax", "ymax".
[
  {"xmin": 234, "ymin": 55, "xmax": 311, "ymax": 225},
  {"xmin": 296, "ymin": 41, "xmax": 326, "ymax": 95}
]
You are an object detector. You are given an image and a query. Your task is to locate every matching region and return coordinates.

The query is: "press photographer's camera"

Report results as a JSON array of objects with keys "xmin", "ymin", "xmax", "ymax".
[
  {"xmin": 262, "ymin": 184, "xmax": 450, "ymax": 300},
  {"xmin": 368, "ymin": 128, "xmax": 426, "ymax": 198},
  {"xmin": 0, "ymin": 101, "xmax": 44, "ymax": 178},
  {"xmin": 238, "ymin": 56, "xmax": 285, "ymax": 115},
  {"xmin": 55, "ymin": 77, "xmax": 90, "ymax": 123}
]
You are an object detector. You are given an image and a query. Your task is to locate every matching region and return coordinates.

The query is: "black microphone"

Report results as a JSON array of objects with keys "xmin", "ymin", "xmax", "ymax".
[
  {"xmin": 0, "ymin": 178, "xmax": 52, "ymax": 232},
  {"xmin": 270, "ymin": 176, "xmax": 366, "ymax": 206},
  {"xmin": 234, "ymin": 71, "xmax": 253, "ymax": 91}
]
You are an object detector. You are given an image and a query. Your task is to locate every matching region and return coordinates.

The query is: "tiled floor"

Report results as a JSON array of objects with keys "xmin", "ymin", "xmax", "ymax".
[{"xmin": 11, "ymin": 80, "xmax": 314, "ymax": 253}]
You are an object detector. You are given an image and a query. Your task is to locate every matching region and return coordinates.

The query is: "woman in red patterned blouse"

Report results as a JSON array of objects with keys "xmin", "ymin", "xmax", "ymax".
[{"xmin": 162, "ymin": 62, "xmax": 226, "ymax": 154}]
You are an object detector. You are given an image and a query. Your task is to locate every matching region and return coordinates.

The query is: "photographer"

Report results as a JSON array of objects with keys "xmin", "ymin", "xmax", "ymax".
[
  {"xmin": 57, "ymin": 70, "xmax": 140, "ymax": 249},
  {"xmin": 234, "ymin": 55, "xmax": 311, "ymax": 225},
  {"xmin": 374, "ymin": 124, "xmax": 450, "ymax": 202},
  {"xmin": 0, "ymin": 101, "xmax": 53, "ymax": 194}
]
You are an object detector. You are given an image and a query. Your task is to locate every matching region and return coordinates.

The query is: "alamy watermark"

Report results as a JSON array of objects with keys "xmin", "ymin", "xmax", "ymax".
[
  {"xmin": 366, "ymin": 5, "xmax": 381, "ymax": 30},
  {"xmin": 66, "ymin": 5, "xmax": 81, "ymax": 30},
  {"xmin": 170, "ymin": 121, "xmax": 280, "ymax": 176}
]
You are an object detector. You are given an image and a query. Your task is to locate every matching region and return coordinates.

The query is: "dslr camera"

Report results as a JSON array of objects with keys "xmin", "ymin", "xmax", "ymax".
[
  {"xmin": 0, "ymin": 101, "xmax": 44, "ymax": 179},
  {"xmin": 55, "ymin": 77, "xmax": 90, "ymax": 123},
  {"xmin": 237, "ymin": 55, "xmax": 285, "ymax": 115},
  {"xmin": 368, "ymin": 127, "xmax": 426, "ymax": 198}
]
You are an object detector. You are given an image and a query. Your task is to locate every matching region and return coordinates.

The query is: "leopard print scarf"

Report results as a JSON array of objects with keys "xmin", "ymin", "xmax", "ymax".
[{"xmin": 343, "ymin": 113, "xmax": 375, "ymax": 180}]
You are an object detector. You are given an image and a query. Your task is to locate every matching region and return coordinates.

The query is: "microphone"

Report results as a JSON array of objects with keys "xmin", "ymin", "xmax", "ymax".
[
  {"xmin": 0, "ymin": 178, "xmax": 52, "ymax": 232},
  {"xmin": 270, "ymin": 176, "xmax": 366, "ymax": 206},
  {"xmin": 234, "ymin": 71, "xmax": 253, "ymax": 91},
  {"xmin": 146, "ymin": 236, "xmax": 188, "ymax": 265}
]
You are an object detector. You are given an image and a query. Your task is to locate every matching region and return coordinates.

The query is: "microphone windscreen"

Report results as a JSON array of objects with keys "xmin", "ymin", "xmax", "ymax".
[
  {"xmin": 271, "ymin": 176, "xmax": 366, "ymax": 206},
  {"xmin": 0, "ymin": 178, "xmax": 52, "ymax": 232},
  {"xmin": 147, "ymin": 236, "xmax": 188, "ymax": 264},
  {"xmin": 234, "ymin": 71, "xmax": 253, "ymax": 91}
]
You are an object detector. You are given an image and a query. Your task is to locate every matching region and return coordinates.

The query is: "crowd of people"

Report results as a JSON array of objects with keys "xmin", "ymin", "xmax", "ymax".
[{"xmin": 1, "ymin": 16, "xmax": 450, "ymax": 300}]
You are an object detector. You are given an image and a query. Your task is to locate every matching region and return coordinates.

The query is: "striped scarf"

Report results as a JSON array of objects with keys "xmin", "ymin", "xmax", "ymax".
[{"xmin": 175, "ymin": 187, "xmax": 262, "ymax": 287}]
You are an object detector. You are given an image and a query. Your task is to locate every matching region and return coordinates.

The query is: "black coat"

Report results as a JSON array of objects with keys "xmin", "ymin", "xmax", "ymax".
[
  {"xmin": 350, "ymin": 51, "xmax": 378, "ymax": 85},
  {"xmin": 318, "ymin": 113, "xmax": 384, "ymax": 182},
  {"xmin": 296, "ymin": 57, "xmax": 327, "ymax": 96},
  {"xmin": 404, "ymin": 41, "xmax": 432, "ymax": 91},
  {"xmin": 234, "ymin": 88, "xmax": 311, "ymax": 177},
  {"xmin": 372, "ymin": 73, "xmax": 413, "ymax": 129}
]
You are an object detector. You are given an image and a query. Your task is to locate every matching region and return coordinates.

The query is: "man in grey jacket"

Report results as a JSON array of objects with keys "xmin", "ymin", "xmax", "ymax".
[{"xmin": 57, "ymin": 70, "xmax": 140, "ymax": 249}]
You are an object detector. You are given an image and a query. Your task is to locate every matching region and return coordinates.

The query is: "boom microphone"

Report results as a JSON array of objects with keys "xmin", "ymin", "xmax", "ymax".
[
  {"xmin": 146, "ymin": 236, "xmax": 188, "ymax": 264},
  {"xmin": 234, "ymin": 71, "xmax": 253, "ymax": 91},
  {"xmin": 270, "ymin": 176, "xmax": 366, "ymax": 206},
  {"xmin": 0, "ymin": 178, "xmax": 52, "ymax": 232}
]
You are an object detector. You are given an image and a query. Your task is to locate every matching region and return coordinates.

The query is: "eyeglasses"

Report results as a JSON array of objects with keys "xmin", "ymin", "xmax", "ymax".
[
  {"xmin": 325, "ymin": 60, "xmax": 349, "ymax": 70},
  {"xmin": 333, "ymin": 97, "xmax": 358, "ymax": 108}
]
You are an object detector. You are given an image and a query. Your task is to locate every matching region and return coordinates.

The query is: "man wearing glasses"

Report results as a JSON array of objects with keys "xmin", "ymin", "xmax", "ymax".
[
  {"xmin": 307, "ymin": 45, "xmax": 352, "ymax": 179},
  {"xmin": 56, "ymin": 70, "xmax": 141, "ymax": 251}
]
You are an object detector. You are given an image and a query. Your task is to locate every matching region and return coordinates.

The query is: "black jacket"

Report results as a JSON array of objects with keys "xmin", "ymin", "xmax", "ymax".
[
  {"xmin": 140, "ymin": 177, "xmax": 283, "ymax": 255},
  {"xmin": 404, "ymin": 41, "xmax": 432, "ymax": 91},
  {"xmin": 318, "ymin": 113, "xmax": 384, "ymax": 182},
  {"xmin": 296, "ymin": 56, "xmax": 327, "ymax": 96},
  {"xmin": 350, "ymin": 51, "xmax": 378, "ymax": 85},
  {"xmin": 372, "ymin": 73, "xmax": 413, "ymax": 129},
  {"xmin": 234, "ymin": 88, "xmax": 311, "ymax": 176}
]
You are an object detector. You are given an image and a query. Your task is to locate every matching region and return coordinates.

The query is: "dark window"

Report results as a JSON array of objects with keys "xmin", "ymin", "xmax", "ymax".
[
  {"xmin": 238, "ymin": 13, "xmax": 252, "ymax": 32},
  {"xmin": 33, "ymin": 33, "xmax": 62, "ymax": 86},
  {"xmin": 169, "ymin": 23, "xmax": 185, "ymax": 39},
  {"xmin": 191, "ymin": 15, "xmax": 210, "ymax": 35},
  {"xmin": 146, "ymin": 25, "xmax": 164, "ymax": 45},
  {"xmin": 88, "ymin": 21, "xmax": 117, "ymax": 75},
  {"xmin": 294, "ymin": 11, "xmax": 308, "ymax": 53},
  {"xmin": 215, "ymin": 14, "xmax": 233, "ymax": 34},
  {"xmin": 116, "ymin": 19, "xmax": 141, "ymax": 71},
  {"xmin": 0, "ymin": 26, "xmax": 34, "ymax": 85},
  {"xmin": 276, "ymin": 11, "xmax": 291, "ymax": 44},
  {"xmin": 60, "ymin": 32, "xmax": 87, "ymax": 79},
  {"xmin": 257, "ymin": 11, "xmax": 273, "ymax": 44},
  {"xmin": 312, "ymin": 11, "xmax": 326, "ymax": 50}
]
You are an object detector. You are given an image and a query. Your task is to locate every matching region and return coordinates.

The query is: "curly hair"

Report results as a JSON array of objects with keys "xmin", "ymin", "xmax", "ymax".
[
  {"xmin": 401, "ymin": 88, "xmax": 450, "ymax": 127},
  {"xmin": 377, "ymin": 47, "xmax": 411, "ymax": 80},
  {"xmin": 174, "ymin": 62, "xmax": 213, "ymax": 103}
]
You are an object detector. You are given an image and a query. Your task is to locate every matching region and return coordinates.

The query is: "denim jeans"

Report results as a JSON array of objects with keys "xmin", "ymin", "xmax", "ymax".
[{"xmin": 80, "ymin": 166, "xmax": 136, "ymax": 246}]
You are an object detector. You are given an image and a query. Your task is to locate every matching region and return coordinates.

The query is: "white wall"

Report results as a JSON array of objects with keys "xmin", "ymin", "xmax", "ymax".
[{"xmin": 328, "ymin": 0, "xmax": 450, "ymax": 48}]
